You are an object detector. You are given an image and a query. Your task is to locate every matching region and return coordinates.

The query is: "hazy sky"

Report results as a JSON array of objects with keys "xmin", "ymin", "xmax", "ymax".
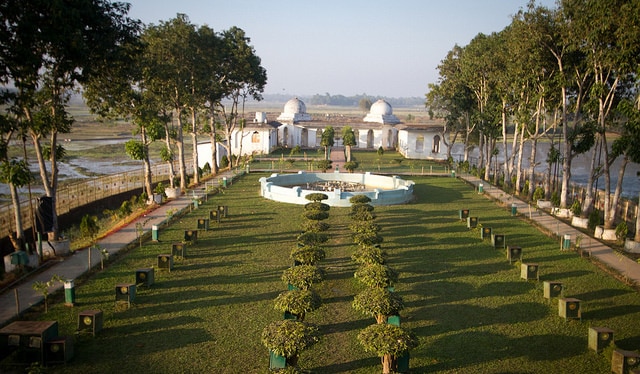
[{"xmin": 127, "ymin": 0, "xmax": 559, "ymax": 98}]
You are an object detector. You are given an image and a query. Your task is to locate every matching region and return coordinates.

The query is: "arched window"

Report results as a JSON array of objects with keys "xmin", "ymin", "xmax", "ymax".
[
  {"xmin": 415, "ymin": 135, "xmax": 424, "ymax": 152},
  {"xmin": 252, "ymin": 131, "xmax": 260, "ymax": 143},
  {"xmin": 433, "ymin": 135, "xmax": 441, "ymax": 153}
]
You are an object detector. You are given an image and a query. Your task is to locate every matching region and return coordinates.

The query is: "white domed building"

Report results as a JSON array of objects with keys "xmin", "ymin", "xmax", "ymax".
[
  {"xmin": 277, "ymin": 97, "xmax": 312, "ymax": 123},
  {"xmin": 363, "ymin": 99, "xmax": 400, "ymax": 124}
]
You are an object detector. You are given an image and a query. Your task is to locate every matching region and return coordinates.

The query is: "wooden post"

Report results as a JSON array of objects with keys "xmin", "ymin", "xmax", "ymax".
[{"xmin": 14, "ymin": 289, "xmax": 20, "ymax": 316}]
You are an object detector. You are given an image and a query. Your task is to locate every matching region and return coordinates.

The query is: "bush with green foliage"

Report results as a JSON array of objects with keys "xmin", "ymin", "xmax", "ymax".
[
  {"xmin": 354, "ymin": 263, "xmax": 398, "ymax": 289},
  {"xmin": 80, "ymin": 214, "xmax": 100, "ymax": 243},
  {"xmin": 353, "ymin": 287, "xmax": 404, "ymax": 324},
  {"xmin": 343, "ymin": 161, "xmax": 359, "ymax": 173},
  {"xmin": 290, "ymin": 245, "xmax": 326, "ymax": 266},
  {"xmin": 616, "ymin": 221, "xmax": 628, "ymax": 242},
  {"xmin": 570, "ymin": 199, "xmax": 582, "ymax": 216},
  {"xmin": 297, "ymin": 231, "xmax": 329, "ymax": 246},
  {"xmin": 551, "ymin": 191, "xmax": 560, "ymax": 207},
  {"xmin": 261, "ymin": 320, "xmax": 319, "ymax": 367},
  {"xmin": 304, "ymin": 202, "xmax": 330, "ymax": 211},
  {"xmin": 533, "ymin": 187, "xmax": 545, "ymax": 201},
  {"xmin": 351, "ymin": 245, "xmax": 387, "ymax": 265},
  {"xmin": 588, "ymin": 209, "xmax": 602, "ymax": 231},
  {"xmin": 357, "ymin": 323, "xmax": 419, "ymax": 374},
  {"xmin": 316, "ymin": 159, "xmax": 332, "ymax": 172},
  {"xmin": 305, "ymin": 193, "xmax": 328, "ymax": 202},
  {"xmin": 274, "ymin": 289, "xmax": 321, "ymax": 321},
  {"xmin": 282, "ymin": 265, "xmax": 325, "ymax": 290},
  {"xmin": 220, "ymin": 155, "xmax": 229, "ymax": 168},
  {"xmin": 302, "ymin": 220, "xmax": 330, "ymax": 233}
]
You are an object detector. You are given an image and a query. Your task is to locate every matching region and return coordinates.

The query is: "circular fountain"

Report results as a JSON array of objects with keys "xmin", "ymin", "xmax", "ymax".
[{"xmin": 259, "ymin": 171, "xmax": 414, "ymax": 207}]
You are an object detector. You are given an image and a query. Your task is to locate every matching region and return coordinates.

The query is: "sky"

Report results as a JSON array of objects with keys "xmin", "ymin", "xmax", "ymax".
[{"xmin": 126, "ymin": 0, "xmax": 559, "ymax": 99}]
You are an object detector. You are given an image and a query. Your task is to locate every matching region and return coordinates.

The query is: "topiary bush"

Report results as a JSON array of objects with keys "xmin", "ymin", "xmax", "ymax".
[{"xmin": 282, "ymin": 265, "xmax": 326, "ymax": 290}]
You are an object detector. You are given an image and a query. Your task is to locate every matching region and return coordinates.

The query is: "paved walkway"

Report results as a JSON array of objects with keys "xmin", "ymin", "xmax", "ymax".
[
  {"xmin": 0, "ymin": 171, "xmax": 235, "ymax": 326},
  {"xmin": 459, "ymin": 174, "xmax": 640, "ymax": 286}
]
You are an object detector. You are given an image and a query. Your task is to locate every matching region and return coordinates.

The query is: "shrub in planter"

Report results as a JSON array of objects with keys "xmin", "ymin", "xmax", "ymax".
[
  {"xmin": 344, "ymin": 161, "xmax": 359, "ymax": 173},
  {"xmin": 351, "ymin": 245, "xmax": 387, "ymax": 265},
  {"xmin": 533, "ymin": 187, "xmax": 545, "ymax": 202},
  {"xmin": 616, "ymin": 221, "xmax": 628, "ymax": 243},
  {"xmin": 353, "ymin": 287, "xmax": 404, "ymax": 324},
  {"xmin": 354, "ymin": 263, "xmax": 398, "ymax": 289},
  {"xmin": 304, "ymin": 202, "xmax": 330, "ymax": 211},
  {"xmin": 570, "ymin": 199, "xmax": 582, "ymax": 216},
  {"xmin": 290, "ymin": 245, "xmax": 326, "ymax": 266},
  {"xmin": 303, "ymin": 210, "xmax": 329, "ymax": 221},
  {"xmin": 316, "ymin": 159, "xmax": 332, "ymax": 172},
  {"xmin": 357, "ymin": 323, "xmax": 419, "ymax": 374},
  {"xmin": 551, "ymin": 191, "xmax": 560, "ymax": 207},
  {"xmin": 305, "ymin": 193, "xmax": 329, "ymax": 202},
  {"xmin": 353, "ymin": 231, "xmax": 384, "ymax": 247},
  {"xmin": 588, "ymin": 209, "xmax": 602, "ymax": 231},
  {"xmin": 297, "ymin": 231, "xmax": 329, "ymax": 246},
  {"xmin": 350, "ymin": 221, "xmax": 381, "ymax": 236},
  {"xmin": 261, "ymin": 320, "xmax": 319, "ymax": 368},
  {"xmin": 301, "ymin": 220, "xmax": 330, "ymax": 233},
  {"xmin": 274, "ymin": 289, "xmax": 321, "ymax": 322},
  {"xmin": 282, "ymin": 265, "xmax": 325, "ymax": 290}
]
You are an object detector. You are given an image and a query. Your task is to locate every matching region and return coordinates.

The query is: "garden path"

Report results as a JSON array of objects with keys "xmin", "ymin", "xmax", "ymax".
[
  {"xmin": 0, "ymin": 171, "xmax": 235, "ymax": 326},
  {"xmin": 460, "ymin": 174, "xmax": 640, "ymax": 287}
]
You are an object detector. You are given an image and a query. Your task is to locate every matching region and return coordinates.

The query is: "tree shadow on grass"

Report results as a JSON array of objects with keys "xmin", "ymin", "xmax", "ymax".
[
  {"xmin": 310, "ymin": 357, "xmax": 380, "ymax": 374},
  {"xmin": 583, "ymin": 304, "xmax": 640, "ymax": 320},
  {"xmin": 105, "ymin": 315, "xmax": 205, "ymax": 336},
  {"xmin": 414, "ymin": 331, "xmax": 584, "ymax": 373},
  {"xmin": 410, "ymin": 302, "xmax": 549, "ymax": 333},
  {"xmin": 569, "ymin": 288, "xmax": 633, "ymax": 301}
]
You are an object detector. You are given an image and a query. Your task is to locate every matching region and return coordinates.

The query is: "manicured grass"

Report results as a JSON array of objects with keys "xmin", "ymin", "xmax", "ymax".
[{"xmin": 10, "ymin": 174, "xmax": 640, "ymax": 373}]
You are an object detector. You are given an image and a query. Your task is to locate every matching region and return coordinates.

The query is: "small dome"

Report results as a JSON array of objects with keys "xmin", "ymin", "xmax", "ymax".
[
  {"xmin": 370, "ymin": 99, "xmax": 393, "ymax": 116},
  {"xmin": 284, "ymin": 97, "xmax": 307, "ymax": 114}
]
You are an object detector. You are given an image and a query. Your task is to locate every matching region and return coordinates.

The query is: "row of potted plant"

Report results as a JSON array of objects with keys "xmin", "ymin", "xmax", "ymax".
[
  {"xmin": 261, "ymin": 193, "xmax": 332, "ymax": 372},
  {"xmin": 348, "ymin": 195, "xmax": 419, "ymax": 374}
]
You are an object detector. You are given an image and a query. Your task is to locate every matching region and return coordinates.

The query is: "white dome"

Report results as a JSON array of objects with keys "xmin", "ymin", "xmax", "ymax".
[
  {"xmin": 284, "ymin": 98, "xmax": 307, "ymax": 114},
  {"xmin": 370, "ymin": 99, "xmax": 393, "ymax": 116}
]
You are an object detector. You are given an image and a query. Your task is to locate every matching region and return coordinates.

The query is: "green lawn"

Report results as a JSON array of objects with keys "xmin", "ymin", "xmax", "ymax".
[{"xmin": 8, "ymin": 174, "xmax": 640, "ymax": 373}]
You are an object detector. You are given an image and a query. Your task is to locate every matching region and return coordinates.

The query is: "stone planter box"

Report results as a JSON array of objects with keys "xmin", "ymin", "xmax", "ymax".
[
  {"xmin": 624, "ymin": 239, "xmax": 640, "ymax": 253},
  {"xmin": 44, "ymin": 239, "xmax": 71, "ymax": 258},
  {"xmin": 552, "ymin": 208, "xmax": 572, "ymax": 219},
  {"xmin": 571, "ymin": 216, "xmax": 589, "ymax": 229},
  {"xmin": 537, "ymin": 200, "xmax": 552, "ymax": 209},
  {"xmin": 152, "ymin": 193, "xmax": 163, "ymax": 204},
  {"xmin": 594, "ymin": 225, "xmax": 617, "ymax": 241},
  {"xmin": 165, "ymin": 187, "xmax": 181, "ymax": 199}
]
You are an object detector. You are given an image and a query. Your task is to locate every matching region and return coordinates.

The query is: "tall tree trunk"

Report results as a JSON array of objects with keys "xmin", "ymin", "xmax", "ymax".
[
  {"xmin": 164, "ymin": 123, "xmax": 176, "ymax": 188},
  {"xmin": 526, "ymin": 136, "xmax": 538, "ymax": 200},
  {"xmin": 515, "ymin": 126, "xmax": 526, "ymax": 195},
  {"xmin": 191, "ymin": 108, "xmax": 199, "ymax": 185},
  {"xmin": 635, "ymin": 191, "xmax": 640, "ymax": 242},
  {"xmin": 176, "ymin": 109, "xmax": 186, "ymax": 190},
  {"xmin": 9, "ymin": 183, "xmax": 25, "ymax": 251},
  {"xmin": 209, "ymin": 115, "xmax": 219, "ymax": 175},
  {"xmin": 581, "ymin": 135, "xmax": 602, "ymax": 218},
  {"xmin": 606, "ymin": 155, "xmax": 628, "ymax": 230},
  {"xmin": 141, "ymin": 127, "xmax": 153, "ymax": 200}
]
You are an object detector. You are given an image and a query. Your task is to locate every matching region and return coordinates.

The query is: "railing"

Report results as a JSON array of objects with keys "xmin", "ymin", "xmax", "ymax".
[{"xmin": 1, "ymin": 161, "xmax": 193, "ymax": 236}]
